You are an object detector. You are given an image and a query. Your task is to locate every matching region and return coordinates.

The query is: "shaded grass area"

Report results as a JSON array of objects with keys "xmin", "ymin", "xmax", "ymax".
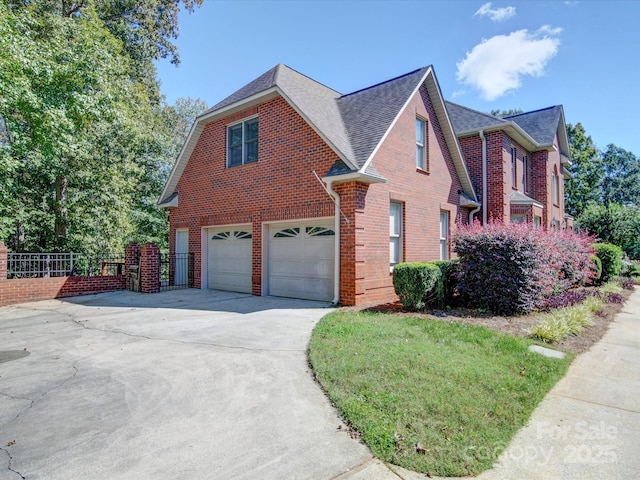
[{"xmin": 309, "ymin": 311, "xmax": 573, "ymax": 477}]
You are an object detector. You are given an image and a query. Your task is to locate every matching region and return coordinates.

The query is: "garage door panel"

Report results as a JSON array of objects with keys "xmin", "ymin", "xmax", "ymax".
[
  {"xmin": 208, "ymin": 227, "xmax": 252, "ymax": 293},
  {"xmin": 268, "ymin": 222, "xmax": 334, "ymax": 302}
]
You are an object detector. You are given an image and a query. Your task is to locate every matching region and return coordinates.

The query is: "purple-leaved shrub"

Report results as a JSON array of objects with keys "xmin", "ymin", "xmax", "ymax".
[{"xmin": 454, "ymin": 221, "xmax": 595, "ymax": 315}]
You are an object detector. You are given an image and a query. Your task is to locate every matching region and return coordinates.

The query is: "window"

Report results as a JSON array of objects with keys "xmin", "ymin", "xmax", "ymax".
[
  {"xmin": 534, "ymin": 216, "xmax": 541, "ymax": 228},
  {"xmin": 522, "ymin": 156, "xmax": 529, "ymax": 192},
  {"xmin": 227, "ymin": 117, "xmax": 258, "ymax": 167},
  {"xmin": 511, "ymin": 146, "xmax": 517, "ymax": 188},
  {"xmin": 416, "ymin": 117, "xmax": 427, "ymax": 170},
  {"xmin": 440, "ymin": 211, "xmax": 449, "ymax": 260},
  {"xmin": 511, "ymin": 214, "xmax": 526, "ymax": 223},
  {"xmin": 390, "ymin": 202, "xmax": 402, "ymax": 267},
  {"xmin": 552, "ymin": 168, "xmax": 560, "ymax": 205}
]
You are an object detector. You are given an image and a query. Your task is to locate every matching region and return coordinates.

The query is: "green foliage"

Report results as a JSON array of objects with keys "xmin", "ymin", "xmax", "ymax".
[
  {"xmin": 601, "ymin": 144, "xmax": 640, "ymax": 206},
  {"xmin": 392, "ymin": 262, "xmax": 441, "ymax": 311},
  {"xmin": 0, "ymin": 2, "xmax": 205, "ymax": 253},
  {"xmin": 564, "ymin": 123, "xmax": 602, "ymax": 217},
  {"xmin": 593, "ymin": 243, "xmax": 624, "ymax": 283},
  {"xmin": 577, "ymin": 203, "xmax": 640, "ymax": 259},
  {"xmin": 590, "ymin": 254, "xmax": 602, "ymax": 283},
  {"xmin": 429, "ymin": 259, "xmax": 459, "ymax": 307},
  {"xmin": 489, "ymin": 108, "xmax": 524, "ymax": 118}
]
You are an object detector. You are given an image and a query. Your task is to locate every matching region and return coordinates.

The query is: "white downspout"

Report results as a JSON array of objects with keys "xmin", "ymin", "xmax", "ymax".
[
  {"xmin": 325, "ymin": 179, "xmax": 341, "ymax": 305},
  {"xmin": 479, "ymin": 130, "xmax": 488, "ymax": 225}
]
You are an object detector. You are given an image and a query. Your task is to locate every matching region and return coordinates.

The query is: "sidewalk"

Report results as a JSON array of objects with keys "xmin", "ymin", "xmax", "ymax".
[{"xmin": 335, "ymin": 287, "xmax": 640, "ymax": 480}]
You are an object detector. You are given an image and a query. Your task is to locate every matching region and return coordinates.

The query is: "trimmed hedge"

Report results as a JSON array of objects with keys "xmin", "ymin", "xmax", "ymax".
[
  {"xmin": 429, "ymin": 259, "xmax": 460, "ymax": 308},
  {"xmin": 392, "ymin": 262, "xmax": 441, "ymax": 311},
  {"xmin": 593, "ymin": 243, "xmax": 623, "ymax": 283}
]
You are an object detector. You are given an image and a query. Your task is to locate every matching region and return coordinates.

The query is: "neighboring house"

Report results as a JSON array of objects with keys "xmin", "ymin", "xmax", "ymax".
[
  {"xmin": 158, "ymin": 64, "xmax": 480, "ymax": 305},
  {"xmin": 446, "ymin": 102, "xmax": 573, "ymax": 229}
]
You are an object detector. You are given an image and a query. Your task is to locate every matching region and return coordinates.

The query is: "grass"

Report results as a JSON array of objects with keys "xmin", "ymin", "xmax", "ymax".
[{"xmin": 309, "ymin": 311, "xmax": 573, "ymax": 477}]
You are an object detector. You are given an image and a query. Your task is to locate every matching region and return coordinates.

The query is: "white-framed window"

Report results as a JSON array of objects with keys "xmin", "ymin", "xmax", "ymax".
[
  {"xmin": 534, "ymin": 215, "xmax": 542, "ymax": 228},
  {"xmin": 511, "ymin": 146, "xmax": 517, "ymax": 188},
  {"xmin": 522, "ymin": 155, "xmax": 529, "ymax": 192},
  {"xmin": 227, "ymin": 117, "xmax": 258, "ymax": 167},
  {"xmin": 511, "ymin": 214, "xmax": 526, "ymax": 223},
  {"xmin": 439, "ymin": 211, "xmax": 449, "ymax": 260},
  {"xmin": 416, "ymin": 117, "xmax": 427, "ymax": 170},
  {"xmin": 390, "ymin": 202, "xmax": 403, "ymax": 267},
  {"xmin": 552, "ymin": 168, "xmax": 560, "ymax": 205}
]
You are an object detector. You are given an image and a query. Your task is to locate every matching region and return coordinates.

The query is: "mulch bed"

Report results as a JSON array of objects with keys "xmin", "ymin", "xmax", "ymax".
[{"xmin": 343, "ymin": 287, "xmax": 635, "ymax": 355}]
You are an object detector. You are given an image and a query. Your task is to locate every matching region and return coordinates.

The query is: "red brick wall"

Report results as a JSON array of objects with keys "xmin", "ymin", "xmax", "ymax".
[
  {"xmin": 168, "ymin": 96, "xmax": 337, "ymax": 294},
  {"xmin": 459, "ymin": 130, "xmax": 565, "ymax": 229},
  {"xmin": 347, "ymin": 84, "xmax": 465, "ymax": 305},
  {"xmin": 168, "ymin": 86, "xmax": 467, "ymax": 305}
]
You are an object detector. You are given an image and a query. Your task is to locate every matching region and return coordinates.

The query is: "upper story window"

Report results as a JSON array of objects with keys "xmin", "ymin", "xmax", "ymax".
[
  {"xmin": 552, "ymin": 168, "xmax": 560, "ymax": 205},
  {"xmin": 522, "ymin": 155, "xmax": 529, "ymax": 193},
  {"xmin": 227, "ymin": 117, "xmax": 258, "ymax": 167},
  {"xmin": 416, "ymin": 117, "xmax": 427, "ymax": 170},
  {"xmin": 510, "ymin": 146, "xmax": 517, "ymax": 188}
]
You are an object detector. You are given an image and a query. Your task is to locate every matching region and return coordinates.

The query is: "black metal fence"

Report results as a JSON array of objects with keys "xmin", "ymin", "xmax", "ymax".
[
  {"xmin": 7, "ymin": 252, "xmax": 125, "ymax": 279},
  {"xmin": 159, "ymin": 253, "xmax": 194, "ymax": 291}
]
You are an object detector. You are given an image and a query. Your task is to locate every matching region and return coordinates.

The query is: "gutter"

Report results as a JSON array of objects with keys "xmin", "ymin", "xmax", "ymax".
[{"xmin": 324, "ymin": 178, "xmax": 341, "ymax": 305}]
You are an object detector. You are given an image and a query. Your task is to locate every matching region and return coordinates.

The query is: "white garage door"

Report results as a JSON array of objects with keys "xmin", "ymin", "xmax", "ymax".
[
  {"xmin": 207, "ymin": 226, "xmax": 252, "ymax": 293},
  {"xmin": 269, "ymin": 221, "xmax": 335, "ymax": 301}
]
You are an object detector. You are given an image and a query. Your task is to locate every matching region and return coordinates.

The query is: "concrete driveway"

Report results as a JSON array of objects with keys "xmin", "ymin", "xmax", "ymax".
[{"xmin": 0, "ymin": 290, "xmax": 372, "ymax": 480}]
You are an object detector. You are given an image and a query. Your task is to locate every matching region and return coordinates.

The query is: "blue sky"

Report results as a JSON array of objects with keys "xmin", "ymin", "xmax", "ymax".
[{"xmin": 156, "ymin": 0, "xmax": 640, "ymax": 155}]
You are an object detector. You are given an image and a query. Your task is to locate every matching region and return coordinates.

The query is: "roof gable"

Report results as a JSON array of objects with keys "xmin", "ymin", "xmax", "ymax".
[
  {"xmin": 159, "ymin": 64, "xmax": 478, "ymax": 205},
  {"xmin": 338, "ymin": 67, "xmax": 430, "ymax": 168},
  {"xmin": 504, "ymin": 106, "xmax": 562, "ymax": 146}
]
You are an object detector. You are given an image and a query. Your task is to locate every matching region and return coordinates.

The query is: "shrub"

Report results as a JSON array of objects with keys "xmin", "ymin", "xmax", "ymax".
[
  {"xmin": 393, "ymin": 262, "xmax": 441, "ymax": 311},
  {"xmin": 428, "ymin": 259, "xmax": 459, "ymax": 307},
  {"xmin": 593, "ymin": 243, "xmax": 623, "ymax": 283},
  {"xmin": 589, "ymin": 255, "xmax": 602, "ymax": 285},
  {"xmin": 454, "ymin": 221, "xmax": 594, "ymax": 315},
  {"xmin": 543, "ymin": 289, "xmax": 588, "ymax": 310},
  {"xmin": 530, "ymin": 303, "xmax": 593, "ymax": 343},
  {"xmin": 621, "ymin": 277, "xmax": 636, "ymax": 290}
]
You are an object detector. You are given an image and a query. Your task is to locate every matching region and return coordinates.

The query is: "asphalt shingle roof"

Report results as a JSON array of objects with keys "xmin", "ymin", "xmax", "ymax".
[
  {"xmin": 160, "ymin": 63, "xmax": 478, "ymax": 204},
  {"xmin": 445, "ymin": 101, "xmax": 507, "ymax": 133},
  {"xmin": 337, "ymin": 67, "xmax": 430, "ymax": 168},
  {"xmin": 504, "ymin": 106, "xmax": 562, "ymax": 146}
]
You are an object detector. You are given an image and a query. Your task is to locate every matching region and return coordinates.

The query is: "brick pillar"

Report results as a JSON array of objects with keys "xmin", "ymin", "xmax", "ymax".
[
  {"xmin": 140, "ymin": 242, "xmax": 160, "ymax": 294},
  {"xmin": 0, "ymin": 242, "xmax": 7, "ymax": 282},
  {"xmin": 124, "ymin": 242, "xmax": 141, "ymax": 278}
]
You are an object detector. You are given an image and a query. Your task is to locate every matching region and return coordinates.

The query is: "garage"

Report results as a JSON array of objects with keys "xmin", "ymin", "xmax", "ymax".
[
  {"xmin": 207, "ymin": 226, "xmax": 252, "ymax": 293},
  {"xmin": 268, "ymin": 221, "xmax": 335, "ymax": 301}
]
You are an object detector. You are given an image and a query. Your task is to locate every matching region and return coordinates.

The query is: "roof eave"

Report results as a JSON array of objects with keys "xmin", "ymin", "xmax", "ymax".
[{"xmin": 323, "ymin": 171, "xmax": 387, "ymax": 185}]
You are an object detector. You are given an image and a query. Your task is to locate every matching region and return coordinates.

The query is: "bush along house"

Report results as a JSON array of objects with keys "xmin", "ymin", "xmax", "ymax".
[{"xmin": 158, "ymin": 64, "xmax": 571, "ymax": 305}]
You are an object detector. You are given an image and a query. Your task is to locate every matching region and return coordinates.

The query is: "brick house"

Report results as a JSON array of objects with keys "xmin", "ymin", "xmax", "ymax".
[
  {"xmin": 158, "ymin": 64, "xmax": 480, "ymax": 305},
  {"xmin": 446, "ymin": 102, "xmax": 573, "ymax": 229}
]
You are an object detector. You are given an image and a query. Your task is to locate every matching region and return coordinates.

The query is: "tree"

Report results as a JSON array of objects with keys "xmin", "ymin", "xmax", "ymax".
[
  {"xmin": 0, "ymin": 1, "xmax": 202, "ymax": 253},
  {"xmin": 600, "ymin": 144, "xmax": 640, "ymax": 206},
  {"xmin": 564, "ymin": 123, "xmax": 603, "ymax": 217},
  {"xmin": 490, "ymin": 108, "xmax": 524, "ymax": 118},
  {"xmin": 577, "ymin": 203, "xmax": 640, "ymax": 259}
]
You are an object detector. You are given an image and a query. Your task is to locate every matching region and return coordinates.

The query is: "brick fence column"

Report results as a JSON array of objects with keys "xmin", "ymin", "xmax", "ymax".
[
  {"xmin": 0, "ymin": 242, "xmax": 7, "ymax": 282},
  {"xmin": 140, "ymin": 242, "xmax": 160, "ymax": 294},
  {"xmin": 124, "ymin": 242, "xmax": 141, "ymax": 278}
]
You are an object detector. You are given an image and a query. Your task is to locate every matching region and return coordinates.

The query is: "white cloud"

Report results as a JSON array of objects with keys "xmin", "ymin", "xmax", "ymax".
[
  {"xmin": 456, "ymin": 26, "xmax": 562, "ymax": 100},
  {"xmin": 474, "ymin": 2, "xmax": 516, "ymax": 22}
]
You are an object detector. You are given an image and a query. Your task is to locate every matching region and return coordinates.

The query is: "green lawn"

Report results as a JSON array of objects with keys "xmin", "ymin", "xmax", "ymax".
[{"xmin": 308, "ymin": 311, "xmax": 573, "ymax": 477}]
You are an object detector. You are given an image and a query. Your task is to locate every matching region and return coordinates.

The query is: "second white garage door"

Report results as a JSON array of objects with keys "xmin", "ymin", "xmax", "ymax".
[
  {"xmin": 268, "ymin": 221, "xmax": 335, "ymax": 302},
  {"xmin": 207, "ymin": 226, "xmax": 252, "ymax": 293}
]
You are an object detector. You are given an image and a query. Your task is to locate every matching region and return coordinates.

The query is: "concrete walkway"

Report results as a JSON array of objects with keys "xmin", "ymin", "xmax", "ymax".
[{"xmin": 338, "ymin": 287, "xmax": 640, "ymax": 480}]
